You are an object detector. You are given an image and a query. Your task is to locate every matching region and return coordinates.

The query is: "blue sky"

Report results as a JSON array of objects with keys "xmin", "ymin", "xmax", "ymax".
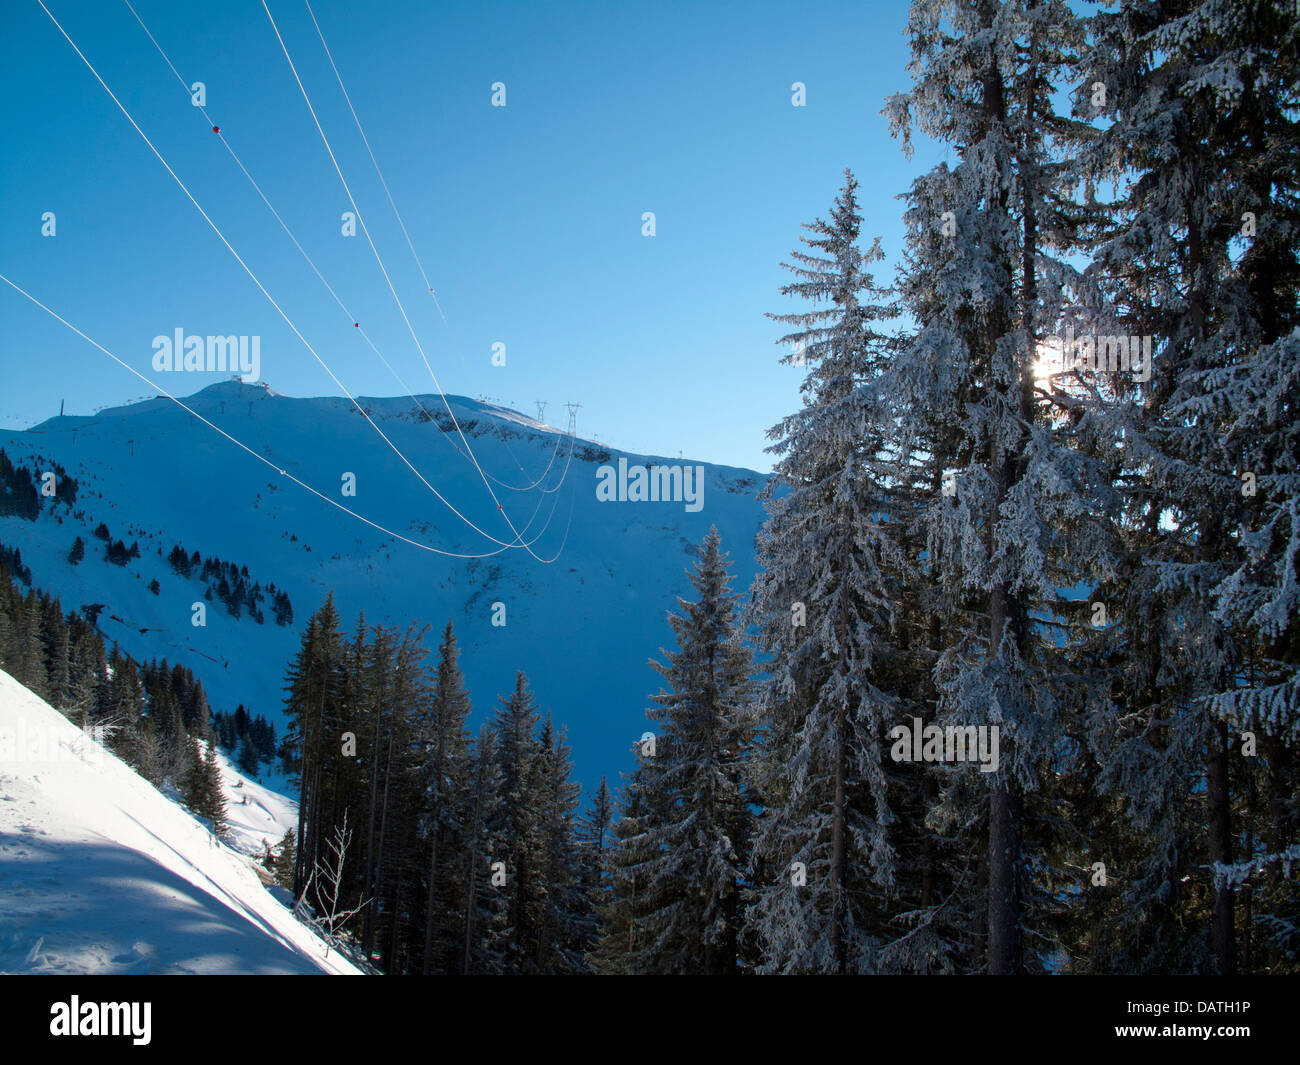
[{"xmin": 0, "ymin": 0, "xmax": 943, "ymax": 473}]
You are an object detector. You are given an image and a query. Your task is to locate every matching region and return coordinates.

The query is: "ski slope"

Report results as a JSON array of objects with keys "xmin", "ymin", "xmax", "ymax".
[{"xmin": 0, "ymin": 668, "xmax": 359, "ymax": 975}]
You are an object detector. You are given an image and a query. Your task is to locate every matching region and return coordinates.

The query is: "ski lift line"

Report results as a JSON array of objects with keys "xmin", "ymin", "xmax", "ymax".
[
  {"xmin": 38, "ymin": 1, "xmax": 543, "ymax": 555},
  {"xmin": 120, "ymin": 4, "xmax": 556, "ymax": 500},
  {"xmin": 303, "ymin": 0, "xmax": 444, "ymax": 323},
  {"xmin": 0, "ymin": 272, "xmax": 539, "ymax": 561},
  {"xmin": 260, "ymin": 2, "xmax": 562, "ymax": 565}
]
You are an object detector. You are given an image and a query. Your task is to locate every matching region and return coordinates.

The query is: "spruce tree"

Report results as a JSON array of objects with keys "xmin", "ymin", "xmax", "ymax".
[
  {"xmin": 606, "ymin": 528, "xmax": 756, "ymax": 973},
  {"xmin": 418, "ymin": 621, "xmax": 473, "ymax": 974},
  {"xmin": 1068, "ymin": 0, "xmax": 1300, "ymax": 974},
  {"xmin": 489, "ymin": 671, "xmax": 547, "ymax": 972},
  {"xmin": 746, "ymin": 172, "xmax": 917, "ymax": 973},
  {"xmin": 884, "ymin": 0, "xmax": 1108, "ymax": 974}
]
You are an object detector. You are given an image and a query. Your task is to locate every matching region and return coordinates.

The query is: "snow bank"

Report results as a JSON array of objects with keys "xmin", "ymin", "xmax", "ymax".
[{"xmin": 0, "ymin": 668, "xmax": 359, "ymax": 974}]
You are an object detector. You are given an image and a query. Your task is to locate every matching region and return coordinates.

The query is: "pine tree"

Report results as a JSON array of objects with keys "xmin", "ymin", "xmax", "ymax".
[
  {"xmin": 533, "ymin": 716, "xmax": 590, "ymax": 972},
  {"xmin": 418, "ymin": 621, "xmax": 473, "ymax": 974},
  {"xmin": 490, "ymin": 671, "xmax": 547, "ymax": 972},
  {"xmin": 578, "ymin": 776, "xmax": 613, "ymax": 917},
  {"xmin": 282, "ymin": 594, "xmax": 347, "ymax": 895},
  {"xmin": 589, "ymin": 746, "xmax": 680, "ymax": 974},
  {"xmin": 202, "ymin": 738, "xmax": 228, "ymax": 837},
  {"xmin": 746, "ymin": 172, "xmax": 918, "ymax": 973},
  {"xmin": 883, "ymin": 0, "xmax": 1108, "ymax": 974},
  {"xmin": 272, "ymin": 827, "xmax": 297, "ymax": 890},
  {"xmin": 602, "ymin": 529, "xmax": 756, "ymax": 974},
  {"xmin": 461, "ymin": 725, "xmax": 506, "ymax": 974},
  {"xmin": 1067, "ymin": 0, "xmax": 1300, "ymax": 975}
]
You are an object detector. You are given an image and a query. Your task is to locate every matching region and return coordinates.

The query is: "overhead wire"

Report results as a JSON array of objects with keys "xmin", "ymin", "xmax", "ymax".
[
  {"xmin": 260, "ymin": 0, "xmax": 563, "ymax": 563},
  {"xmin": 0, "ymin": 272, "xmax": 583, "ymax": 560},
  {"xmin": 36, "ymin": 0, "xmax": 555, "ymax": 555},
  {"xmin": 123, "ymin": 0, "xmax": 568, "ymax": 496}
]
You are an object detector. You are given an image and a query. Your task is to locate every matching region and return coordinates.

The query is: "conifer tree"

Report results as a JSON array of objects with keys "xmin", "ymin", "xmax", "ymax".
[
  {"xmin": 418, "ymin": 621, "xmax": 473, "ymax": 974},
  {"xmin": 490, "ymin": 671, "xmax": 547, "ymax": 972},
  {"xmin": 461, "ymin": 725, "xmax": 506, "ymax": 974},
  {"xmin": 1068, "ymin": 0, "xmax": 1300, "ymax": 974},
  {"xmin": 589, "ymin": 751, "xmax": 673, "ymax": 975},
  {"xmin": 578, "ymin": 776, "xmax": 613, "ymax": 915},
  {"xmin": 603, "ymin": 529, "xmax": 756, "ymax": 973},
  {"xmin": 534, "ymin": 716, "xmax": 590, "ymax": 972},
  {"xmin": 282, "ymin": 594, "xmax": 346, "ymax": 895},
  {"xmin": 884, "ymin": 0, "xmax": 1108, "ymax": 974},
  {"xmin": 746, "ymin": 172, "xmax": 917, "ymax": 973}
]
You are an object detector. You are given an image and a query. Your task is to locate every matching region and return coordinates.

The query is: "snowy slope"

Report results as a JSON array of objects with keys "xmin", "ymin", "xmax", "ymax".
[
  {"xmin": 214, "ymin": 750, "xmax": 299, "ymax": 861},
  {"xmin": 0, "ymin": 668, "xmax": 359, "ymax": 975},
  {"xmin": 0, "ymin": 381, "xmax": 768, "ymax": 790}
]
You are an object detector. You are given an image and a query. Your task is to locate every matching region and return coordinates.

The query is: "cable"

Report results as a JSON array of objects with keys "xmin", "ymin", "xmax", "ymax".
[
  {"xmin": 123, "ymin": 0, "xmax": 566, "ymax": 495},
  {"xmin": 0, "ymin": 272, "xmax": 553, "ymax": 560},
  {"xmin": 303, "ymin": 1, "xmax": 572, "ymax": 493},
  {"xmin": 261, "ymin": 0, "xmax": 563, "ymax": 563},
  {"xmin": 37, "ymin": 0, "xmax": 547, "ymax": 554},
  {"xmin": 304, "ymin": 0, "xmax": 445, "ymax": 323}
]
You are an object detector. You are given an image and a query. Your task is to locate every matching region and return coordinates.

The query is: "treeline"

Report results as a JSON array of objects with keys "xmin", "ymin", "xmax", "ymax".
[
  {"xmin": 0, "ymin": 545, "xmax": 226, "ymax": 834},
  {"xmin": 0, "ymin": 447, "xmax": 77, "ymax": 520},
  {"xmin": 279, "ymin": 596, "xmax": 609, "ymax": 974},
  {"xmin": 212, "ymin": 703, "xmax": 280, "ymax": 777}
]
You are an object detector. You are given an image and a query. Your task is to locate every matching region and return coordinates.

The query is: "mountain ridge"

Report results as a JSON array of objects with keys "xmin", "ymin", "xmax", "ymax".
[{"xmin": 0, "ymin": 380, "xmax": 769, "ymax": 792}]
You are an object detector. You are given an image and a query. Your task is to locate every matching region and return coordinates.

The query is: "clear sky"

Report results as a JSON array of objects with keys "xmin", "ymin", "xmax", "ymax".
[{"xmin": 0, "ymin": 0, "xmax": 944, "ymax": 473}]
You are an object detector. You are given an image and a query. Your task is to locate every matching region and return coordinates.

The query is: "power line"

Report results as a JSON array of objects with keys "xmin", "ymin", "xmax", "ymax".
[
  {"xmin": 304, "ymin": 0, "xmax": 445, "ymax": 324},
  {"xmin": 262, "ymin": 0, "xmax": 562, "ymax": 563},
  {"xmin": 38, "ymin": 0, "xmax": 545, "ymax": 555},
  {"xmin": 0, "ymin": 272, "xmax": 578, "ymax": 561}
]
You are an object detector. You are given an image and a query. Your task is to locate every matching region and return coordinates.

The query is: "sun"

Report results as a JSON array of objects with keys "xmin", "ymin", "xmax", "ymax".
[{"xmin": 1031, "ymin": 336, "xmax": 1068, "ymax": 386}]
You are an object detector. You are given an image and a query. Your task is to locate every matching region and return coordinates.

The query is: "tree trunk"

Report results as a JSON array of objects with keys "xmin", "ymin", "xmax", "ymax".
[
  {"xmin": 987, "ymin": 774, "xmax": 1023, "ymax": 974},
  {"xmin": 830, "ymin": 697, "xmax": 847, "ymax": 974},
  {"xmin": 1207, "ymin": 718, "xmax": 1236, "ymax": 975}
]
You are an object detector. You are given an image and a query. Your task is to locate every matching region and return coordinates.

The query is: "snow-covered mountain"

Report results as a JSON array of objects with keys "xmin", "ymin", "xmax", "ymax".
[
  {"xmin": 0, "ymin": 381, "xmax": 768, "ymax": 790},
  {"xmin": 0, "ymin": 666, "xmax": 359, "ymax": 974}
]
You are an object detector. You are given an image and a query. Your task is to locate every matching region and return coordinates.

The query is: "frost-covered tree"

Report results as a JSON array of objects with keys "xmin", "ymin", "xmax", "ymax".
[
  {"xmin": 745, "ymin": 171, "xmax": 923, "ymax": 973},
  {"xmin": 1068, "ymin": 0, "xmax": 1300, "ymax": 974},
  {"xmin": 489, "ymin": 671, "xmax": 551, "ymax": 971},
  {"xmin": 884, "ymin": 0, "xmax": 1115, "ymax": 973},
  {"xmin": 588, "ymin": 758, "xmax": 667, "ymax": 974},
  {"xmin": 591, "ymin": 530, "xmax": 755, "ymax": 974},
  {"xmin": 533, "ymin": 716, "xmax": 591, "ymax": 972},
  {"xmin": 417, "ymin": 620, "xmax": 473, "ymax": 974},
  {"xmin": 460, "ymin": 725, "xmax": 507, "ymax": 974},
  {"xmin": 625, "ymin": 528, "xmax": 756, "ymax": 973}
]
